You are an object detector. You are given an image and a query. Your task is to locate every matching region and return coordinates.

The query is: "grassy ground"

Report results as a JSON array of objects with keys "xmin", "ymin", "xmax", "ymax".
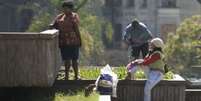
[{"xmin": 54, "ymin": 91, "xmax": 98, "ymax": 101}]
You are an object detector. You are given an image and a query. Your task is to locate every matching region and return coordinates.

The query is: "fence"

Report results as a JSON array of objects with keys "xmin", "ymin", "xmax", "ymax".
[{"xmin": 117, "ymin": 80, "xmax": 186, "ymax": 101}]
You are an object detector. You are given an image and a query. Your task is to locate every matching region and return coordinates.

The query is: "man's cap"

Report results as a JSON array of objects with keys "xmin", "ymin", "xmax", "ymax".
[{"xmin": 62, "ymin": 0, "xmax": 74, "ymax": 8}]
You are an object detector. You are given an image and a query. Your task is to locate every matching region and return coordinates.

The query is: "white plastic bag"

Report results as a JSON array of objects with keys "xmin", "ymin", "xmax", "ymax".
[{"xmin": 95, "ymin": 64, "xmax": 118, "ymax": 98}]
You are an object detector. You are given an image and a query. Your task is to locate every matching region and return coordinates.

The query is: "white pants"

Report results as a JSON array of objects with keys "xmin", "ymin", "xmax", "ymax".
[{"xmin": 129, "ymin": 66, "xmax": 163, "ymax": 101}]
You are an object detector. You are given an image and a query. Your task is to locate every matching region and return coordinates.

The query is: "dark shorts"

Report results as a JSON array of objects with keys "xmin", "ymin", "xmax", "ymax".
[{"xmin": 60, "ymin": 46, "xmax": 79, "ymax": 60}]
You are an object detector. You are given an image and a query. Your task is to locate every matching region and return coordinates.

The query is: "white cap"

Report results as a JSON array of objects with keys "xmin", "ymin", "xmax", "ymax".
[{"xmin": 150, "ymin": 38, "xmax": 164, "ymax": 48}]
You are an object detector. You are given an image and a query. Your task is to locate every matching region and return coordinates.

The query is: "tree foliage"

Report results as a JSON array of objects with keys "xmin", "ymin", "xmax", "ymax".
[
  {"xmin": 164, "ymin": 15, "xmax": 201, "ymax": 72},
  {"xmin": 78, "ymin": 10, "xmax": 105, "ymax": 65}
]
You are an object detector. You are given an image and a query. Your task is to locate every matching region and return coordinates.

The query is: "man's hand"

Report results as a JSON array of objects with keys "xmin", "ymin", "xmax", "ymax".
[
  {"xmin": 131, "ymin": 59, "xmax": 144, "ymax": 65},
  {"xmin": 134, "ymin": 59, "xmax": 144, "ymax": 64},
  {"xmin": 78, "ymin": 40, "xmax": 82, "ymax": 47},
  {"xmin": 48, "ymin": 24, "xmax": 57, "ymax": 29}
]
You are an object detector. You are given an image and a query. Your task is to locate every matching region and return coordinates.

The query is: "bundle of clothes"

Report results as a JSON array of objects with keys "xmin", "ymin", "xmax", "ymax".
[{"xmin": 85, "ymin": 64, "xmax": 118, "ymax": 101}]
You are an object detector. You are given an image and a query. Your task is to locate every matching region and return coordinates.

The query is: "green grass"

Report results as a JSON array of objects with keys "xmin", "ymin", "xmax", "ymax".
[
  {"xmin": 54, "ymin": 91, "xmax": 98, "ymax": 101},
  {"xmin": 57, "ymin": 66, "xmax": 174, "ymax": 80}
]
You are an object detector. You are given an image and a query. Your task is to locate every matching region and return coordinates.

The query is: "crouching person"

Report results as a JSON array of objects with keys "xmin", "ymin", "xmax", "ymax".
[
  {"xmin": 125, "ymin": 38, "xmax": 165, "ymax": 101},
  {"xmin": 85, "ymin": 65, "xmax": 118, "ymax": 101}
]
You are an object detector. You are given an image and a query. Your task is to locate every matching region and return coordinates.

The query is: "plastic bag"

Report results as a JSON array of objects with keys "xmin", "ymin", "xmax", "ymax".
[{"xmin": 96, "ymin": 64, "xmax": 118, "ymax": 98}]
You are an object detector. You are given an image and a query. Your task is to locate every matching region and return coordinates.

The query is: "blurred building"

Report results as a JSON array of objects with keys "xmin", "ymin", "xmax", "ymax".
[
  {"xmin": 0, "ymin": 0, "xmax": 35, "ymax": 32},
  {"xmin": 103, "ymin": 0, "xmax": 201, "ymax": 45}
]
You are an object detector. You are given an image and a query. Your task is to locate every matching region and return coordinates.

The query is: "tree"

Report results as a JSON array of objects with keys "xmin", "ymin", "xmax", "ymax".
[
  {"xmin": 78, "ymin": 10, "xmax": 105, "ymax": 65},
  {"xmin": 164, "ymin": 15, "xmax": 201, "ymax": 72}
]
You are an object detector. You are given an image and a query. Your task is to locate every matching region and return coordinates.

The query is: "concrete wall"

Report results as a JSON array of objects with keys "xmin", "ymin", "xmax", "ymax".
[
  {"xmin": 54, "ymin": 75, "xmax": 186, "ymax": 101},
  {"xmin": 0, "ymin": 30, "xmax": 62, "ymax": 87}
]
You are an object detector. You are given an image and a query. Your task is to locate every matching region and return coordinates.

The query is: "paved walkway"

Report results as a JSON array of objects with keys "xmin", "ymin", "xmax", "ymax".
[{"xmin": 99, "ymin": 95, "xmax": 111, "ymax": 101}]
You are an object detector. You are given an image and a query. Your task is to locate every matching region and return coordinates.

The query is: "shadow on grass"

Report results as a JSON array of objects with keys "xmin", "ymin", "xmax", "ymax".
[
  {"xmin": 0, "ymin": 80, "xmax": 96, "ymax": 101},
  {"xmin": 0, "ymin": 87, "xmax": 83, "ymax": 101}
]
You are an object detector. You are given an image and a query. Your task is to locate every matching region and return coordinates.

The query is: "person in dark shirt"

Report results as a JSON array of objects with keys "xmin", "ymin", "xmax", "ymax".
[{"xmin": 122, "ymin": 20, "xmax": 153, "ymax": 61}]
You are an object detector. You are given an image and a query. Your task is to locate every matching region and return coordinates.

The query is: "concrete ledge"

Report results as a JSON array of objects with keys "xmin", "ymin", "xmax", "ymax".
[
  {"xmin": 0, "ymin": 29, "xmax": 59, "ymax": 39},
  {"xmin": 0, "ymin": 30, "xmax": 61, "ymax": 87}
]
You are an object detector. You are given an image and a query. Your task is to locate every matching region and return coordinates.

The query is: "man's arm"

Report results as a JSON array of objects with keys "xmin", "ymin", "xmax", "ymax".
[
  {"xmin": 49, "ymin": 14, "xmax": 63, "ymax": 29},
  {"xmin": 139, "ymin": 22, "xmax": 154, "ymax": 40},
  {"xmin": 73, "ymin": 13, "xmax": 82, "ymax": 47},
  {"xmin": 146, "ymin": 27, "xmax": 153, "ymax": 39},
  {"xmin": 122, "ymin": 24, "xmax": 132, "ymax": 49},
  {"xmin": 141, "ymin": 53, "xmax": 161, "ymax": 65}
]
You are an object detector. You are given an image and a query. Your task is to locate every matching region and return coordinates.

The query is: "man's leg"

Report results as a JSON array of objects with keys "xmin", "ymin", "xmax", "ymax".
[
  {"xmin": 141, "ymin": 43, "xmax": 149, "ymax": 58},
  {"xmin": 72, "ymin": 59, "xmax": 79, "ymax": 80},
  {"xmin": 64, "ymin": 60, "xmax": 71, "ymax": 80},
  {"xmin": 142, "ymin": 66, "xmax": 150, "ymax": 78},
  {"xmin": 144, "ymin": 71, "xmax": 163, "ymax": 101},
  {"xmin": 130, "ymin": 46, "xmax": 140, "ymax": 61}
]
